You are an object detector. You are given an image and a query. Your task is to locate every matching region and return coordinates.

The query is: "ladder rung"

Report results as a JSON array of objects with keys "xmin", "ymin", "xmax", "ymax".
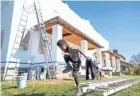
[
  {"xmin": 7, "ymin": 67, "xmax": 15, "ymax": 69},
  {"xmin": 50, "ymin": 74, "xmax": 56, "ymax": 76},
  {"xmin": 5, "ymin": 75, "xmax": 14, "ymax": 76},
  {"xmin": 16, "ymin": 35, "xmax": 22, "ymax": 38},
  {"xmin": 50, "ymin": 75, "xmax": 56, "ymax": 77},
  {"xmin": 17, "ymin": 30, "xmax": 25, "ymax": 33},
  {"xmin": 16, "ymin": 37, "xmax": 22, "ymax": 40},
  {"xmin": 22, "ymin": 16, "xmax": 28, "ymax": 20},
  {"xmin": 40, "ymin": 20, "xmax": 43, "ymax": 23},
  {"xmin": 6, "ymin": 69, "xmax": 15, "ymax": 71},
  {"xmin": 40, "ymin": 26, "xmax": 44, "ymax": 28},
  {"xmin": 22, "ymin": 12, "xmax": 28, "ymax": 17},
  {"xmin": 39, "ymin": 17, "xmax": 43, "ymax": 22},
  {"xmin": 23, "ymin": 9, "xmax": 29, "ymax": 14},
  {"xmin": 40, "ymin": 23, "xmax": 44, "ymax": 27},
  {"xmin": 22, "ymin": 13, "xmax": 28, "ymax": 16},
  {"xmin": 20, "ymin": 19, "xmax": 27, "ymax": 23},
  {"xmin": 38, "ymin": 9, "xmax": 42, "ymax": 13},
  {"xmin": 12, "ymin": 48, "xmax": 19, "ymax": 50},
  {"xmin": 21, "ymin": 17, "xmax": 28, "ymax": 22},
  {"xmin": 40, "ymin": 25, "xmax": 44, "ymax": 28},
  {"xmin": 50, "ymin": 76, "xmax": 56, "ymax": 78},
  {"xmin": 39, "ymin": 14, "xmax": 43, "ymax": 18},
  {"xmin": 14, "ymin": 41, "xmax": 20, "ymax": 44},
  {"xmin": 40, "ymin": 15, "xmax": 43, "ymax": 19},
  {"xmin": 19, "ymin": 24, "xmax": 26, "ymax": 28},
  {"xmin": 40, "ymin": 23, "xmax": 43, "ymax": 25}
]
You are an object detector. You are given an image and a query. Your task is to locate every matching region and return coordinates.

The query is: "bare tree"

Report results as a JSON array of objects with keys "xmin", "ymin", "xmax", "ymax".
[{"xmin": 129, "ymin": 53, "xmax": 140, "ymax": 66}]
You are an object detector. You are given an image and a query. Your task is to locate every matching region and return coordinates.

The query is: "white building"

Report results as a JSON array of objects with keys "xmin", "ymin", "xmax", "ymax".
[{"xmin": 1, "ymin": 0, "xmax": 124, "ymax": 80}]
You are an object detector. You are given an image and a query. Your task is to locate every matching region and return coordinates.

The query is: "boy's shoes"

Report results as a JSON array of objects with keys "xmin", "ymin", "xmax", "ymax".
[
  {"xmin": 75, "ymin": 88, "xmax": 83, "ymax": 96},
  {"xmin": 75, "ymin": 91, "xmax": 83, "ymax": 96},
  {"xmin": 62, "ymin": 63, "xmax": 72, "ymax": 73}
]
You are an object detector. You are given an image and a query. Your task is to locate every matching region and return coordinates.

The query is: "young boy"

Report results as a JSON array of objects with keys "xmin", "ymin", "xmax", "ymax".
[
  {"xmin": 93, "ymin": 53, "xmax": 102, "ymax": 80},
  {"xmin": 57, "ymin": 39, "xmax": 86, "ymax": 91}
]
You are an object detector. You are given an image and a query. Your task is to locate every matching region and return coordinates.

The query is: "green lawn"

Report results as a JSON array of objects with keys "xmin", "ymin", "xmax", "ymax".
[{"xmin": 1, "ymin": 76, "xmax": 140, "ymax": 96}]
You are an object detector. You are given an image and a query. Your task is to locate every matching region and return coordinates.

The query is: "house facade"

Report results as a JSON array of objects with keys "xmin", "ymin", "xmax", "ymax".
[{"xmin": 1, "ymin": 0, "xmax": 124, "ymax": 80}]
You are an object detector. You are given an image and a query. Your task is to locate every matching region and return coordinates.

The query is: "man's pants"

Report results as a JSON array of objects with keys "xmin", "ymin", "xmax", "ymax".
[
  {"xmin": 64, "ymin": 54, "xmax": 81, "ymax": 86},
  {"xmin": 86, "ymin": 59, "xmax": 95, "ymax": 80}
]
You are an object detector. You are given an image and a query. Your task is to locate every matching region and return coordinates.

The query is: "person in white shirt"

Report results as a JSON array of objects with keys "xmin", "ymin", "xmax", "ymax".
[{"xmin": 31, "ymin": 68, "xmax": 36, "ymax": 80}]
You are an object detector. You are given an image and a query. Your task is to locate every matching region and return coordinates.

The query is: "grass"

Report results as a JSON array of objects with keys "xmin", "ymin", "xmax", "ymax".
[
  {"xmin": 1, "ymin": 80, "xmax": 75, "ymax": 96},
  {"xmin": 112, "ymin": 82, "xmax": 140, "ymax": 96},
  {"xmin": 1, "ymin": 75, "xmax": 140, "ymax": 96}
]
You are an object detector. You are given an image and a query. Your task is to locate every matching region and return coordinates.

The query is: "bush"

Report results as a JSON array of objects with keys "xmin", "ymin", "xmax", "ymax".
[
  {"xmin": 134, "ymin": 67, "xmax": 140, "ymax": 75},
  {"xmin": 123, "ymin": 71, "xmax": 131, "ymax": 75}
]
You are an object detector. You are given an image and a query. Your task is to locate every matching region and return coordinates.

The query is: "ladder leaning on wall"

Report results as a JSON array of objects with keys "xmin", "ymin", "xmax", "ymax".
[
  {"xmin": 33, "ymin": 1, "xmax": 56, "ymax": 80},
  {"xmin": 3, "ymin": 0, "xmax": 56, "ymax": 81},
  {"xmin": 3, "ymin": 5, "xmax": 30, "ymax": 81}
]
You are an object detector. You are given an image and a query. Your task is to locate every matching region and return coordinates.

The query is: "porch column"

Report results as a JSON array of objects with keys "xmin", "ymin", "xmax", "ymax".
[
  {"xmin": 116, "ymin": 59, "xmax": 121, "ymax": 72},
  {"xmin": 112, "ymin": 56, "xmax": 116, "ymax": 72},
  {"xmin": 30, "ymin": 28, "xmax": 40, "ymax": 55},
  {"xmin": 96, "ymin": 48, "xmax": 102, "ymax": 66},
  {"xmin": 52, "ymin": 24, "xmax": 63, "ymax": 63},
  {"xmin": 80, "ymin": 40, "xmax": 88, "ymax": 56},
  {"xmin": 105, "ymin": 53, "xmax": 111, "ymax": 69}
]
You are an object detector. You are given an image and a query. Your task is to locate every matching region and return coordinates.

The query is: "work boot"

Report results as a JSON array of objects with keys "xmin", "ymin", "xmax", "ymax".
[{"xmin": 62, "ymin": 63, "xmax": 72, "ymax": 73}]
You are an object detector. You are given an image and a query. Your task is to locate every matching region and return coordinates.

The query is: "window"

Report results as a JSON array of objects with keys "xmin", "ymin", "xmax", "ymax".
[
  {"xmin": 102, "ymin": 57, "xmax": 105, "ymax": 67},
  {"xmin": 18, "ymin": 68, "xmax": 30, "ymax": 75},
  {"xmin": 41, "ymin": 67, "xmax": 44, "ymax": 72},
  {"xmin": 110, "ymin": 60, "xmax": 112, "ymax": 67},
  {"xmin": 102, "ymin": 59, "xmax": 106, "ymax": 67}
]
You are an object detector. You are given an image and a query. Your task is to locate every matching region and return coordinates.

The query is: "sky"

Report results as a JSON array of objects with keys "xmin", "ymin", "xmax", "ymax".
[{"xmin": 64, "ymin": 1, "xmax": 140, "ymax": 61}]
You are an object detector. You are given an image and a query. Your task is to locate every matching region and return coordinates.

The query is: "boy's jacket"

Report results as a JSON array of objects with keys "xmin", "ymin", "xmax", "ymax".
[{"xmin": 66, "ymin": 47, "xmax": 80, "ymax": 62}]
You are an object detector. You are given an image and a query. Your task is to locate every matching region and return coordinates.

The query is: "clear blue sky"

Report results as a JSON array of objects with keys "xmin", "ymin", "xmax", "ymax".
[{"xmin": 64, "ymin": 1, "xmax": 140, "ymax": 61}]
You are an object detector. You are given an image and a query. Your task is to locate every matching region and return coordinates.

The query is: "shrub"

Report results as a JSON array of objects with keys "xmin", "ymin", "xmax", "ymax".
[
  {"xmin": 123, "ymin": 71, "xmax": 131, "ymax": 75},
  {"xmin": 134, "ymin": 67, "xmax": 140, "ymax": 75}
]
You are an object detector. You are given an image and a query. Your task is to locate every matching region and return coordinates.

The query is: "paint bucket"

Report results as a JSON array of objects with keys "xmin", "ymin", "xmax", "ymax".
[{"xmin": 16, "ymin": 76, "xmax": 26, "ymax": 88}]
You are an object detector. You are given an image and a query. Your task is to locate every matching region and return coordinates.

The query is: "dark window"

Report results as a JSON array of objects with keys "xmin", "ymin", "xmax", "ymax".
[
  {"xmin": 18, "ymin": 68, "xmax": 30, "ymax": 75},
  {"xmin": 110, "ymin": 60, "xmax": 112, "ymax": 67},
  {"xmin": 102, "ymin": 59, "xmax": 106, "ymax": 67},
  {"xmin": 41, "ymin": 67, "xmax": 44, "ymax": 72}
]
